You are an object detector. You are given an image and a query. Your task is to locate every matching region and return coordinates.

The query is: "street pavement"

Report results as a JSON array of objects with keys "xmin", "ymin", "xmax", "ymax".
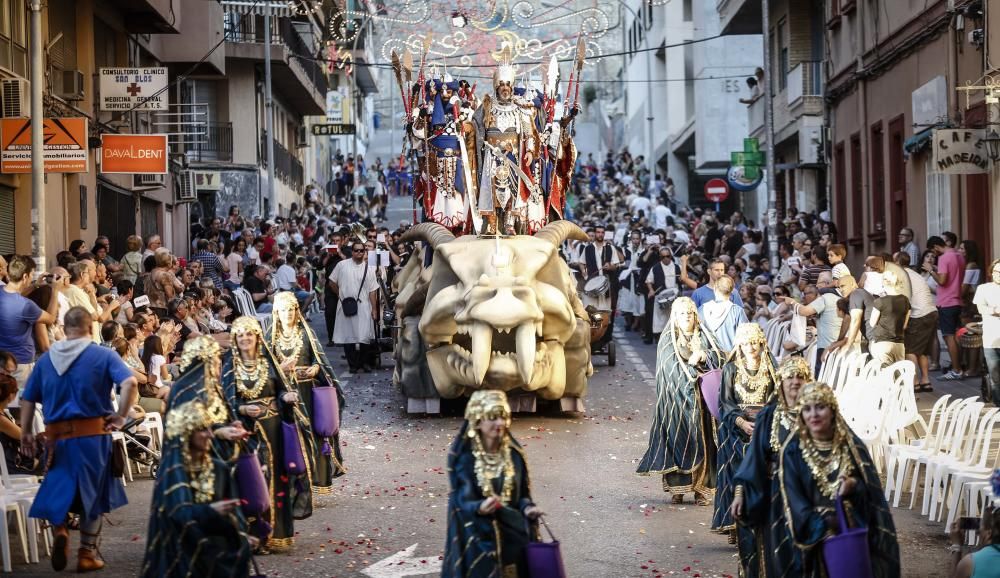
[{"xmin": 12, "ymin": 316, "xmax": 972, "ymax": 577}]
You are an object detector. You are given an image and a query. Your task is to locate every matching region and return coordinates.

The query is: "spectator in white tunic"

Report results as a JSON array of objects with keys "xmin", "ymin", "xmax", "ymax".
[{"xmin": 328, "ymin": 240, "xmax": 380, "ymax": 374}]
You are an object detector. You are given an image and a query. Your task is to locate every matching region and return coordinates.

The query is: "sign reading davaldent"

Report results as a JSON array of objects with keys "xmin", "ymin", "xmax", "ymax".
[
  {"xmin": 932, "ymin": 128, "xmax": 989, "ymax": 174},
  {"xmin": 99, "ymin": 68, "xmax": 168, "ymax": 111},
  {"xmin": 100, "ymin": 134, "xmax": 168, "ymax": 174}
]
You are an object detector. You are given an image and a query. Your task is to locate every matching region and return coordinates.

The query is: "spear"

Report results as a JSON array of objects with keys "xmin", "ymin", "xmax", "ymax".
[
  {"xmin": 571, "ymin": 34, "xmax": 585, "ymax": 111},
  {"xmin": 391, "ymin": 50, "xmax": 410, "ymax": 116},
  {"xmin": 402, "ymin": 49, "xmax": 414, "ymax": 112}
]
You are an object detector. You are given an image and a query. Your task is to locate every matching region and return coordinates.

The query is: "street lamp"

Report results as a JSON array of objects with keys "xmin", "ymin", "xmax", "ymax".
[{"xmin": 985, "ymin": 129, "xmax": 1000, "ymax": 162}]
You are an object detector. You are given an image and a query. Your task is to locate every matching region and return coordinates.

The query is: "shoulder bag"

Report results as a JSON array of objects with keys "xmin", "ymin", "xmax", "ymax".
[{"xmin": 340, "ymin": 264, "xmax": 368, "ymax": 318}]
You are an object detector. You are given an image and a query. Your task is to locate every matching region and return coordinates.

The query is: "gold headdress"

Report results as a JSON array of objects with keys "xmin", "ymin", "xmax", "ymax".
[
  {"xmin": 273, "ymin": 291, "xmax": 300, "ymax": 313},
  {"xmin": 464, "ymin": 389, "xmax": 512, "ymax": 435},
  {"xmin": 230, "ymin": 315, "xmax": 264, "ymax": 338},
  {"xmin": 166, "ymin": 399, "xmax": 214, "ymax": 440},
  {"xmin": 669, "ymin": 296, "xmax": 698, "ymax": 319},
  {"xmin": 734, "ymin": 323, "xmax": 766, "ymax": 346},
  {"xmin": 178, "ymin": 335, "xmax": 221, "ymax": 373},
  {"xmin": 797, "ymin": 381, "xmax": 839, "ymax": 413},
  {"xmin": 778, "ymin": 356, "xmax": 814, "ymax": 381}
]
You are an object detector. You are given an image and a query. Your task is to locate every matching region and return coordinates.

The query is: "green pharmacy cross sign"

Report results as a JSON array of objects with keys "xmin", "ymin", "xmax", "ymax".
[{"xmin": 731, "ymin": 138, "xmax": 764, "ymax": 180}]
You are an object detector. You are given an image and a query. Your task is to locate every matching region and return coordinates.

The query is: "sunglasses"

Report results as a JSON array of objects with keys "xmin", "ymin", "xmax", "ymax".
[{"xmin": 353, "ymin": 248, "xmax": 365, "ymax": 252}]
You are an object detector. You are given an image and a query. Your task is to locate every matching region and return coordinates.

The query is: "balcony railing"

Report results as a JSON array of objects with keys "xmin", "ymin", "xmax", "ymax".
[
  {"xmin": 787, "ymin": 60, "xmax": 824, "ymax": 105},
  {"xmin": 223, "ymin": 11, "xmax": 328, "ymax": 95},
  {"xmin": 187, "ymin": 122, "xmax": 233, "ymax": 163},
  {"xmin": 748, "ymin": 95, "xmax": 765, "ymax": 136},
  {"xmin": 260, "ymin": 135, "xmax": 304, "ymax": 191}
]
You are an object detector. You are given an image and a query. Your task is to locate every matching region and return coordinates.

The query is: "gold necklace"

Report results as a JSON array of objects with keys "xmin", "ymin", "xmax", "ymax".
[
  {"xmin": 770, "ymin": 407, "xmax": 796, "ymax": 454},
  {"xmin": 798, "ymin": 432, "xmax": 853, "ymax": 499},
  {"xmin": 233, "ymin": 354, "xmax": 269, "ymax": 399},
  {"xmin": 183, "ymin": 450, "xmax": 215, "ymax": 504},
  {"xmin": 472, "ymin": 436, "xmax": 515, "ymax": 505},
  {"xmin": 735, "ymin": 363, "xmax": 772, "ymax": 406},
  {"xmin": 274, "ymin": 325, "xmax": 304, "ymax": 364}
]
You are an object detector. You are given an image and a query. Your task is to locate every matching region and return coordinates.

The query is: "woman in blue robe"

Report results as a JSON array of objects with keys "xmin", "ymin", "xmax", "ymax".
[
  {"xmin": 266, "ymin": 292, "xmax": 347, "ymax": 494},
  {"xmin": 699, "ymin": 275, "xmax": 748, "ymax": 354},
  {"xmin": 222, "ymin": 316, "xmax": 315, "ymax": 551},
  {"xmin": 636, "ymin": 296, "xmax": 724, "ymax": 505},
  {"xmin": 730, "ymin": 356, "xmax": 813, "ymax": 577},
  {"xmin": 779, "ymin": 382, "xmax": 900, "ymax": 578},
  {"xmin": 142, "ymin": 337, "xmax": 252, "ymax": 578},
  {"xmin": 712, "ymin": 324, "xmax": 778, "ymax": 543},
  {"xmin": 443, "ymin": 390, "xmax": 544, "ymax": 578}
]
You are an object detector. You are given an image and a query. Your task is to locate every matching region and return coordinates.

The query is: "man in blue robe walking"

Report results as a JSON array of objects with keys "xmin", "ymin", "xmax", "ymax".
[{"xmin": 19, "ymin": 306, "xmax": 138, "ymax": 573}]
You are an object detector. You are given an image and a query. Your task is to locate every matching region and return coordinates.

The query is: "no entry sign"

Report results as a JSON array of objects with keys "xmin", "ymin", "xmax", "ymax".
[{"xmin": 704, "ymin": 178, "xmax": 730, "ymax": 203}]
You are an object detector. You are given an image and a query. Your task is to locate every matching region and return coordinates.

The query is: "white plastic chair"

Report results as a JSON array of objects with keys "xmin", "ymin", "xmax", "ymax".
[
  {"xmin": 884, "ymin": 393, "xmax": 953, "ymax": 506},
  {"xmin": 937, "ymin": 410, "xmax": 1000, "ymax": 529},
  {"xmin": 919, "ymin": 400, "xmax": 987, "ymax": 518}
]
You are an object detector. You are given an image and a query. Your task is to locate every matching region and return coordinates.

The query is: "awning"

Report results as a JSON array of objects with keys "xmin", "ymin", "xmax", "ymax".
[
  {"xmin": 904, "ymin": 123, "xmax": 954, "ymax": 156},
  {"xmin": 221, "ymin": 1, "xmax": 295, "ymax": 17}
]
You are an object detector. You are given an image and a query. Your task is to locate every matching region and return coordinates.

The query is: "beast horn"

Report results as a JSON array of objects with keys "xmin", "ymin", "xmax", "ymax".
[
  {"xmin": 533, "ymin": 220, "xmax": 589, "ymax": 246},
  {"xmin": 399, "ymin": 222, "xmax": 457, "ymax": 249}
]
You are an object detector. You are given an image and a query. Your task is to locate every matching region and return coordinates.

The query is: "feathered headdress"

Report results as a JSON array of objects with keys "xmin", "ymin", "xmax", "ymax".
[{"xmin": 493, "ymin": 43, "xmax": 516, "ymax": 88}]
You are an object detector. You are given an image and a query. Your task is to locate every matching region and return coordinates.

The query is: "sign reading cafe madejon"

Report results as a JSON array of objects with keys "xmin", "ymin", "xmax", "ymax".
[
  {"xmin": 932, "ymin": 128, "xmax": 989, "ymax": 174},
  {"xmin": 99, "ymin": 68, "xmax": 168, "ymax": 111}
]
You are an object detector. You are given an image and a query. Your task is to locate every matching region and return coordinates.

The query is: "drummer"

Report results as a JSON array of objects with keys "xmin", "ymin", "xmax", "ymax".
[
  {"xmin": 645, "ymin": 247, "xmax": 681, "ymax": 338},
  {"xmin": 578, "ymin": 224, "xmax": 623, "ymax": 311}
]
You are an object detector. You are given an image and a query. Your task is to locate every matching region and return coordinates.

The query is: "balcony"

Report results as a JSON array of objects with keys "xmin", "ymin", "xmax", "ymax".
[
  {"xmin": 718, "ymin": 0, "xmax": 763, "ymax": 36},
  {"xmin": 186, "ymin": 122, "xmax": 234, "ymax": 163},
  {"xmin": 747, "ymin": 95, "xmax": 765, "ymax": 139},
  {"xmin": 109, "ymin": 0, "xmax": 179, "ymax": 33},
  {"xmin": 787, "ymin": 61, "xmax": 824, "ymax": 107},
  {"xmin": 260, "ymin": 136, "xmax": 304, "ymax": 192},
  {"xmin": 223, "ymin": 8, "xmax": 328, "ymax": 115}
]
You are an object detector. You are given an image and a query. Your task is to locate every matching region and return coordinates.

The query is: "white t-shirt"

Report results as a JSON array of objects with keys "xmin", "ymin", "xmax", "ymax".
[
  {"xmin": 629, "ymin": 196, "xmax": 652, "ymax": 217},
  {"xmin": 740, "ymin": 242, "xmax": 760, "ymax": 257},
  {"xmin": 973, "ymin": 282, "xmax": 1000, "ymax": 348},
  {"xmin": 904, "ymin": 269, "xmax": 936, "ymax": 319},
  {"xmin": 652, "ymin": 205, "xmax": 672, "ymax": 229},
  {"xmin": 275, "ymin": 263, "xmax": 298, "ymax": 291},
  {"xmin": 149, "ymin": 354, "xmax": 168, "ymax": 385},
  {"xmin": 226, "ymin": 253, "xmax": 242, "ymax": 284}
]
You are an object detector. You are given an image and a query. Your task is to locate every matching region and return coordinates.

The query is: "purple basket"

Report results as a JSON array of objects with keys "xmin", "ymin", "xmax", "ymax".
[
  {"xmin": 312, "ymin": 386, "xmax": 340, "ymax": 438},
  {"xmin": 699, "ymin": 369, "xmax": 723, "ymax": 421},
  {"xmin": 282, "ymin": 421, "xmax": 307, "ymax": 475},
  {"xmin": 822, "ymin": 495, "xmax": 874, "ymax": 578},
  {"xmin": 236, "ymin": 451, "xmax": 270, "ymax": 516},
  {"xmin": 525, "ymin": 519, "xmax": 566, "ymax": 578}
]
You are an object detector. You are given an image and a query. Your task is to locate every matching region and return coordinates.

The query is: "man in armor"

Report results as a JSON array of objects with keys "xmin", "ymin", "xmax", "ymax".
[{"xmin": 473, "ymin": 53, "xmax": 541, "ymax": 235}]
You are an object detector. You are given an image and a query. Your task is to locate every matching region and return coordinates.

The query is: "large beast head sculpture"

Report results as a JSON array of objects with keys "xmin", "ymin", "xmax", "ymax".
[{"xmin": 397, "ymin": 221, "xmax": 593, "ymax": 401}]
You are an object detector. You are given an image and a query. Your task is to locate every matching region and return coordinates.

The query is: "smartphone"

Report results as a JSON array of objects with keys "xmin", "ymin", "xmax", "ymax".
[{"xmin": 959, "ymin": 517, "xmax": 980, "ymax": 531}]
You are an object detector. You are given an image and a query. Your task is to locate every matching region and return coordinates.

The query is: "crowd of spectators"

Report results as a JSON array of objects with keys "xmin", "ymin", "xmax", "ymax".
[{"xmin": 566, "ymin": 148, "xmax": 997, "ymax": 398}]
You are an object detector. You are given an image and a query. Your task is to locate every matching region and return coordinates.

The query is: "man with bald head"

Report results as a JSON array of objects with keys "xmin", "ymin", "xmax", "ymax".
[
  {"xmin": 783, "ymin": 270, "xmax": 842, "ymax": 374},
  {"xmin": 826, "ymin": 275, "xmax": 874, "ymax": 355}
]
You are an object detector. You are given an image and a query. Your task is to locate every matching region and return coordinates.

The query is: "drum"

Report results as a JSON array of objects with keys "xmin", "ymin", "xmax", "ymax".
[
  {"xmin": 583, "ymin": 276, "xmax": 610, "ymax": 298},
  {"xmin": 656, "ymin": 287, "xmax": 679, "ymax": 310}
]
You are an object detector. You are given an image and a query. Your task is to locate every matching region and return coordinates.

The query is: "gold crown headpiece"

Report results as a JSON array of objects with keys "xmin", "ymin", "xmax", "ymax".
[
  {"xmin": 734, "ymin": 323, "xmax": 766, "ymax": 346},
  {"xmin": 166, "ymin": 400, "xmax": 214, "ymax": 440},
  {"xmin": 230, "ymin": 316, "xmax": 263, "ymax": 338},
  {"xmin": 778, "ymin": 356, "xmax": 814, "ymax": 381},
  {"xmin": 273, "ymin": 291, "xmax": 300, "ymax": 312},
  {"xmin": 796, "ymin": 381, "xmax": 839, "ymax": 412},
  {"xmin": 178, "ymin": 336, "xmax": 222, "ymax": 373},
  {"xmin": 465, "ymin": 389, "xmax": 512, "ymax": 435}
]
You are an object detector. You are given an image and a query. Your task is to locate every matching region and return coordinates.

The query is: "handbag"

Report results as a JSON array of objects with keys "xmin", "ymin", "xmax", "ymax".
[
  {"xmin": 699, "ymin": 368, "xmax": 724, "ymax": 421},
  {"xmin": 340, "ymin": 265, "xmax": 368, "ymax": 317},
  {"xmin": 525, "ymin": 517, "xmax": 566, "ymax": 578},
  {"xmin": 281, "ymin": 421, "xmax": 307, "ymax": 475},
  {"xmin": 822, "ymin": 495, "xmax": 874, "ymax": 578},
  {"xmin": 236, "ymin": 451, "xmax": 270, "ymax": 516}
]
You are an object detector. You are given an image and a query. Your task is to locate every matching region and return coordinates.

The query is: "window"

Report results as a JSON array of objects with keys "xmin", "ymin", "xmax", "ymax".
[
  {"xmin": 827, "ymin": 0, "xmax": 842, "ymax": 28},
  {"xmin": 645, "ymin": 1, "xmax": 653, "ymax": 29},
  {"xmin": 850, "ymin": 133, "xmax": 863, "ymax": 240},
  {"xmin": 683, "ymin": 0, "xmax": 692, "ymax": 22},
  {"xmin": 925, "ymin": 159, "xmax": 951, "ymax": 238},
  {"xmin": 887, "ymin": 116, "xmax": 906, "ymax": 244},
  {"xmin": 0, "ymin": 0, "xmax": 27, "ymax": 76},
  {"xmin": 869, "ymin": 121, "xmax": 885, "ymax": 234},
  {"xmin": 776, "ymin": 19, "xmax": 788, "ymax": 91},
  {"xmin": 834, "ymin": 142, "xmax": 847, "ymax": 227},
  {"xmin": 683, "ymin": 43, "xmax": 694, "ymax": 119}
]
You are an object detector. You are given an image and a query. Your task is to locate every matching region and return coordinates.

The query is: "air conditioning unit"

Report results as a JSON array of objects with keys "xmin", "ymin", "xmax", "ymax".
[
  {"xmin": 296, "ymin": 125, "xmax": 309, "ymax": 148},
  {"xmin": 1, "ymin": 78, "xmax": 30, "ymax": 118},
  {"xmin": 56, "ymin": 70, "xmax": 85, "ymax": 101},
  {"xmin": 134, "ymin": 173, "xmax": 166, "ymax": 190},
  {"xmin": 175, "ymin": 171, "xmax": 196, "ymax": 201}
]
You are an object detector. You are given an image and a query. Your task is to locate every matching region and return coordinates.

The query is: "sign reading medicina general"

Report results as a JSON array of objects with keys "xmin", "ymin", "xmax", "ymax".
[
  {"xmin": 932, "ymin": 128, "xmax": 989, "ymax": 174},
  {"xmin": 99, "ymin": 68, "xmax": 168, "ymax": 111}
]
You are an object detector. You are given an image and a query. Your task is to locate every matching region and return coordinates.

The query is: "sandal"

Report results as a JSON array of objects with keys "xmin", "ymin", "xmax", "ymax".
[
  {"xmin": 916, "ymin": 383, "xmax": 933, "ymax": 392},
  {"xmin": 671, "ymin": 494, "xmax": 684, "ymax": 505},
  {"xmin": 728, "ymin": 530, "xmax": 737, "ymax": 545}
]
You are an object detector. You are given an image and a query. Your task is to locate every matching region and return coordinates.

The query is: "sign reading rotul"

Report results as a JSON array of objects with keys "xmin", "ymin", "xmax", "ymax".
[
  {"xmin": 932, "ymin": 129, "xmax": 989, "ymax": 174},
  {"xmin": 312, "ymin": 123, "xmax": 356, "ymax": 136},
  {"xmin": 0, "ymin": 117, "xmax": 88, "ymax": 173},
  {"xmin": 99, "ymin": 134, "xmax": 169, "ymax": 174},
  {"xmin": 99, "ymin": 68, "xmax": 168, "ymax": 111}
]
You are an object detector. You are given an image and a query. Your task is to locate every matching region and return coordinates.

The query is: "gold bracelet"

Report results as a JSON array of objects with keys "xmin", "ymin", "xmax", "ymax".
[{"xmin": 734, "ymin": 485, "xmax": 745, "ymax": 499}]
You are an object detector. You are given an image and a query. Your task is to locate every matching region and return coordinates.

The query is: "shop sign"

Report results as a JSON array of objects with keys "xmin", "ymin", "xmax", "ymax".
[
  {"xmin": 932, "ymin": 129, "xmax": 989, "ymax": 174},
  {"xmin": 99, "ymin": 68, "xmax": 168, "ymax": 111},
  {"xmin": 194, "ymin": 171, "xmax": 223, "ymax": 190},
  {"xmin": 99, "ymin": 134, "xmax": 168, "ymax": 174},
  {"xmin": 0, "ymin": 117, "xmax": 88, "ymax": 173}
]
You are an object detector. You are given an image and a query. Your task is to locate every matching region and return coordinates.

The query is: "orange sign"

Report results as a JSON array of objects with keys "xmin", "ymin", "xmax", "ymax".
[
  {"xmin": 100, "ymin": 134, "xmax": 168, "ymax": 174},
  {"xmin": 0, "ymin": 117, "xmax": 89, "ymax": 173}
]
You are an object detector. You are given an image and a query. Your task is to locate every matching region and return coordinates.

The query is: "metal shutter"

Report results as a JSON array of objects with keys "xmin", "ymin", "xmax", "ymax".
[{"xmin": 0, "ymin": 186, "xmax": 15, "ymax": 255}]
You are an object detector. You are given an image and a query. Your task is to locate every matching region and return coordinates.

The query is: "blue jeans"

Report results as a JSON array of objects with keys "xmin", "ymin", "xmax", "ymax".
[
  {"xmin": 985, "ymin": 347, "xmax": 1000, "ymax": 405},
  {"xmin": 256, "ymin": 302, "xmax": 273, "ymax": 314}
]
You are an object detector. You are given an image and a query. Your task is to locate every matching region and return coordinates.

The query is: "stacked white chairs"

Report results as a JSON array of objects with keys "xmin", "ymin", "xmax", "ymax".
[
  {"xmin": 935, "ymin": 410, "xmax": 1000, "ymax": 530},
  {"xmin": 0, "ymin": 444, "xmax": 43, "ymax": 571},
  {"xmin": 884, "ymin": 394, "xmax": 955, "ymax": 507},
  {"xmin": 916, "ymin": 399, "xmax": 985, "ymax": 517},
  {"xmin": 923, "ymin": 406, "xmax": 998, "ymax": 522},
  {"xmin": 764, "ymin": 318, "xmax": 790, "ymax": 360}
]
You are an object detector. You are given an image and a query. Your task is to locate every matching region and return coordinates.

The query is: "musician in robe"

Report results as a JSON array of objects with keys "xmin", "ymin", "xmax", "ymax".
[
  {"xmin": 577, "ymin": 224, "xmax": 622, "ymax": 311},
  {"xmin": 619, "ymin": 231, "xmax": 646, "ymax": 332},
  {"xmin": 473, "ymin": 48, "xmax": 541, "ymax": 235},
  {"xmin": 409, "ymin": 75, "xmax": 476, "ymax": 233},
  {"xmin": 645, "ymin": 246, "xmax": 681, "ymax": 337}
]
